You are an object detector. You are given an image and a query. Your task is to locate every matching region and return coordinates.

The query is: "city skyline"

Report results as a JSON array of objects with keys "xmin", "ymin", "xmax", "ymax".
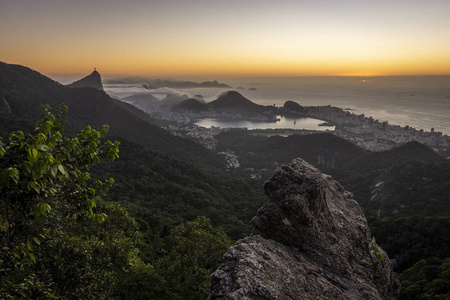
[{"xmin": 1, "ymin": 0, "xmax": 450, "ymax": 78}]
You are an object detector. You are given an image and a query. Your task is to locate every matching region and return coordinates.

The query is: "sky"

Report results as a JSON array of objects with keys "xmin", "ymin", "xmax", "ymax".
[{"xmin": 1, "ymin": 0, "xmax": 450, "ymax": 79}]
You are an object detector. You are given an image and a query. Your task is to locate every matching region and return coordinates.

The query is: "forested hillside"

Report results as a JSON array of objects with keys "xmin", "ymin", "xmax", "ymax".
[
  {"xmin": 0, "ymin": 62, "xmax": 225, "ymax": 169},
  {"xmin": 1, "ymin": 62, "xmax": 449, "ymax": 299},
  {"xmin": 216, "ymin": 130, "xmax": 450, "ymax": 217},
  {"xmin": 215, "ymin": 130, "xmax": 450, "ymax": 299},
  {"xmin": 0, "ymin": 62, "xmax": 268, "ymax": 299}
]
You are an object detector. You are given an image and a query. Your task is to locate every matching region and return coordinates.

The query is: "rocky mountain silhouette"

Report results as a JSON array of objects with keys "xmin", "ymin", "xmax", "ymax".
[{"xmin": 67, "ymin": 69, "xmax": 104, "ymax": 90}]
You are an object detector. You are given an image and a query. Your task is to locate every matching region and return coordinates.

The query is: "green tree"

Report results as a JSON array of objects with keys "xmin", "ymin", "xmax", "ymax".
[
  {"xmin": 156, "ymin": 216, "xmax": 232, "ymax": 300},
  {"xmin": 0, "ymin": 105, "xmax": 148, "ymax": 299}
]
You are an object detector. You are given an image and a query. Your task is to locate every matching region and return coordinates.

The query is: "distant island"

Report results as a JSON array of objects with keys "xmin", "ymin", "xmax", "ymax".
[{"xmin": 104, "ymin": 77, "xmax": 230, "ymax": 88}]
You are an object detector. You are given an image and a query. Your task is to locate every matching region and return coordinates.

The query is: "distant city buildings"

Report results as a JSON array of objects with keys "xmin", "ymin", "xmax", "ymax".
[
  {"xmin": 127, "ymin": 100, "xmax": 450, "ymax": 156},
  {"xmin": 304, "ymin": 105, "xmax": 449, "ymax": 153}
]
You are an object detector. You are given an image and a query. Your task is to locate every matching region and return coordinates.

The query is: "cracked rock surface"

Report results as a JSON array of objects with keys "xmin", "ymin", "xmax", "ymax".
[{"xmin": 209, "ymin": 158, "xmax": 399, "ymax": 300}]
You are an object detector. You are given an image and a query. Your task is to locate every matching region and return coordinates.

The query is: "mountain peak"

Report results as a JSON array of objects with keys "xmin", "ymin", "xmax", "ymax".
[
  {"xmin": 67, "ymin": 69, "xmax": 103, "ymax": 90},
  {"xmin": 210, "ymin": 90, "xmax": 265, "ymax": 115}
]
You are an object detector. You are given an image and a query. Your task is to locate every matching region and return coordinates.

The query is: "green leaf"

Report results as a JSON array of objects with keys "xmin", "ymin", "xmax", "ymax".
[
  {"xmin": 26, "ymin": 240, "xmax": 33, "ymax": 252},
  {"xmin": 7, "ymin": 168, "xmax": 19, "ymax": 183},
  {"xmin": 28, "ymin": 252, "xmax": 36, "ymax": 263},
  {"xmin": 33, "ymin": 237, "xmax": 41, "ymax": 245},
  {"xmin": 37, "ymin": 144, "xmax": 49, "ymax": 152},
  {"xmin": 32, "ymin": 203, "xmax": 51, "ymax": 217},
  {"xmin": 0, "ymin": 147, "xmax": 5, "ymax": 157},
  {"xmin": 44, "ymin": 204, "xmax": 51, "ymax": 213},
  {"xmin": 30, "ymin": 181, "xmax": 41, "ymax": 193},
  {"xmin": 57, "ymin": 164, "xmax": 66, "ymax": 176},
  {"xmin": 50, "ymin": 164, "xmax": 58, "ymax": 177},
  {"xmin": 24, "ymin": 161, "xmax": 32, "ymax": 173},
  {"xmin": 31, "ymin": 148, "xmax": 38, "ymax": 159},
  {"xmin": 93, "ymin": 213, "xmax": 107, "ymax": 224},
  {"xmin": 89, "ymin": 199, "xmax": 96, "ymax": 208},
  {"xmin": 32, "ymin": 204, "xmax": 41, "ymax": 217}
]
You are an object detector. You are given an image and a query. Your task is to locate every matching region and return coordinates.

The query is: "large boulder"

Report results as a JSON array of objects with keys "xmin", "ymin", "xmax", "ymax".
[{"xmin": 209, "ymin": 158, "xmax": 399, "ymax": 300}]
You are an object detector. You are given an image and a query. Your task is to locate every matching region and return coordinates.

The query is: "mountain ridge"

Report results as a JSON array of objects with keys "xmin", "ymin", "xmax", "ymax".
[
  {"xmin": 0, "ymin": 62, "xmax": 225, "ymax": 169},
  {"xmin": 104, "ymin": 77, "xmax": 230, "ymax": 88}
]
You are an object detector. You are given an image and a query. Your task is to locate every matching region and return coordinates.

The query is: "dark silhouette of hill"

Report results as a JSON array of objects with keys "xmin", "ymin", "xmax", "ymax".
[
  {"xmin": 170, "ymin": 91, "xmax": 274, "ymax": 114},
  {"xmin": 122, "ymin": 93, "xmax": 160, "ymax": 113},
  {"xmin": 379, "ymin": 140, "xmax": 440, "ymax": 161},
  {"xmin": 346, "ymin": 140, "xmax": 443, "ymax": 173},
  {"xmin": 215, "ymin": 130, "xmax": 449, "ymax": 217},
  {"xmin": 150, "ymin": 79, "xmax": 230, "ymax": 88},
  {"xmin": 122, "ymin": 93, "xmax": 159, "ymax": 103},
  {"xmin": 67, "ymin": 69, "xmax": 104, "ymax": 90},
  {"xmin": 264, "ymin": 133, "xmax": 366, "ymax": 166},
  {"xmin": 105, "ymin": 77, "xmax": 230, "ymax": 88},
  {"xmin": 171, "ymin": 98, "xmax": 208, "ymax": 111},
  {"xmin": 216, "ymin": 131, "xmax": 366, "ymax": 171},
  {"xmin": 197, "ymin": 80, "xmax": 230, "ymax": 88},
  {"xmin": 0, "ymin": 61, "xmax": 224, "ymax": 169},
  {"xmin": 159, "ymin": 94, "xmax": 189, "ymax": 109},
  {"xmin": 283, "ymin": 100, "xmax": 306, "ymax": 113},
  {"xmin": 209, "ymin": 91, "xmax": 267, "ymax": 115},
  {"xmin": 364, "ymin": 159, "xmax": 450, "ymax": 216},
  {"xmin": 120, "ymin": 93, "xmax": 160, "ymax": 114}
]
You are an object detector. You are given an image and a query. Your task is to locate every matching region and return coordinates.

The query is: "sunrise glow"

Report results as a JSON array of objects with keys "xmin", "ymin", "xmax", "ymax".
[{"xmin": 1, "ymin": 0, "xmax": 449, "ymax": 78}]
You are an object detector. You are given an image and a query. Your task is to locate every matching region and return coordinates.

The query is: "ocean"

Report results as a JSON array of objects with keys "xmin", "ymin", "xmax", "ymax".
[{"xmin": 104, "ymin": 76, "xmax": 450, "ymax": 135}]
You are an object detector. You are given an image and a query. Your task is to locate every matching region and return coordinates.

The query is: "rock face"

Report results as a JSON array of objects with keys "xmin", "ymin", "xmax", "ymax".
[
  {"xmin": 209, "ymin": 159, "xmax": 399, "ymax": 300},
  {"xmin": 67, "ymin": 70, "xmax": 103, "ymax": 90}
]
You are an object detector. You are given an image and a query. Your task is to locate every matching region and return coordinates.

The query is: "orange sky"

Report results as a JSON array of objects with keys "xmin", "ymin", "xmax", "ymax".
[{"xmin": 1, "ymin": 0, "xmax": 449, "ymax": 78}]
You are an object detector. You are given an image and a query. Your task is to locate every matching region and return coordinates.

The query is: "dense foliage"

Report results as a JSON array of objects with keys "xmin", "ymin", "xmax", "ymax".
[
  {"xmin": 215, "ymin": 130, "xmax": 450, "ymax": 299},
  {"xmin": 0, "ymin": 107, "xmax": 236, "ymax": 299},
  {"xmin": 215, "ymin": 130, "xmax": 450, "ymax": 217},
  {"xmin": 112, "ymin": 216, "xmax": 232, "ymax": 300},
  {"xmin": 398, "ymin": 257, "xmax": 450, "ymax": 300},
  {"xmin": 0, "ymin": 106, "xmax": 142, "ymax": 298},
  {"xmin": 368, "ymin": 216, "xmax": 450, "ymax": 271},
  {"xmin": 93, "ymin": 137, "xmax": 266, "ymax": 241}
]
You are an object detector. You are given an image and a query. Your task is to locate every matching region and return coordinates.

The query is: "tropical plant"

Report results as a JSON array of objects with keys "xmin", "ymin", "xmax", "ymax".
[{"xmin": 0, "ymin": 105, "xmax": 148, "ymax": 299}]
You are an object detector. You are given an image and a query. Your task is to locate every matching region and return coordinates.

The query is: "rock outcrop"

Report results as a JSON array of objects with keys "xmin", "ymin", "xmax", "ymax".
[
  {"xmin": 67, "ymin": 69, "xmax": 103, "ymax": 90},
  {"xmin": 209, "ymin": 159, "xmax": 399, "ymax": 300}
]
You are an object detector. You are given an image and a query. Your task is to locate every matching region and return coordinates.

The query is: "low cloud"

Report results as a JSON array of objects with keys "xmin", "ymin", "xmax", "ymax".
[{"xmin": 104, "ymin": 84, "xmax": 185, "ymax": 100}]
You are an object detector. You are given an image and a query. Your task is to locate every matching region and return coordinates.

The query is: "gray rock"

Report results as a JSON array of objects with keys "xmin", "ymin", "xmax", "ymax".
[{"xmin": 209, "ymin": 158, "xmax": 399, "ymax": 300}]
